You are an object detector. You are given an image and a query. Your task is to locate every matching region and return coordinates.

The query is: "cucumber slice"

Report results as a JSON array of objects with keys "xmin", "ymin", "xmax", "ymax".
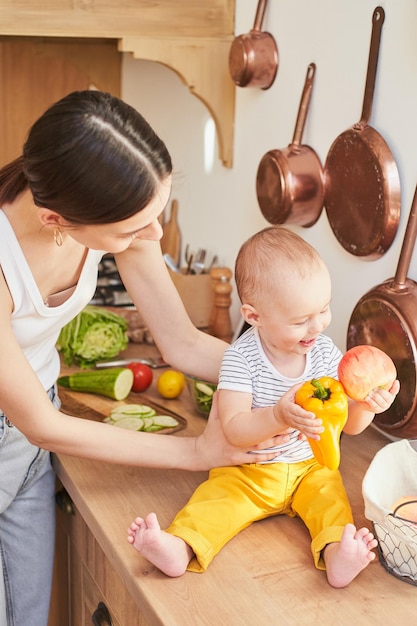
[
  {"xmin": 143, "ymin": 423, "xmax": 165, "ymax": 432},
  {"xmin": 152, "ymin": 415, "xmax": 179, "ymax": 428},
  {"xmin": 111, "ymin": 404, "xmax": 156, "ymax": 416},
  {"xmin": 110, "ymin": 407, "xmax": 156, "ymax": 423},
  {"xmin": 190, "ymin": 379, "xmax": 217, "ymax": 416},
  {"xmin": 141, "ymin": 415, "xmax": 179, "ymax": 432},
  {"xmin": 110, "ymin": 410, "xmax": 155, "ymax": 422},
  {"xmin": 195, "ymin": 382, "xmax": 214, "ymax": 397},
  {"xmin": 141, "ymin": 417, "xmax": 155, "ymax": 430},
  {"xmin": 113, "ymin": 417, "xmax": 144, "ymax": 430}
]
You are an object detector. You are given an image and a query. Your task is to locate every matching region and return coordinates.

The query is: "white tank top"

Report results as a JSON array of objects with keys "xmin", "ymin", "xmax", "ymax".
[{"xmin": 0, "ymin": 209, "xmax": 104, "ymax": 390}]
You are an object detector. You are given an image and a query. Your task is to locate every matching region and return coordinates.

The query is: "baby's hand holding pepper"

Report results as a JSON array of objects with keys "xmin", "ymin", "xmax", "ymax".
[{"xmin": 272, "ymin": 385, "xmax": 324, "ymax": 440}]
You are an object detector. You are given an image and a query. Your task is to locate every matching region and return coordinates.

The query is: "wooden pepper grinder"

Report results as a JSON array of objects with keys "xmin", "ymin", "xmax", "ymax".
[{"xmin": 209, "ymin": 266, "xmax": 233, "ymax": 342}]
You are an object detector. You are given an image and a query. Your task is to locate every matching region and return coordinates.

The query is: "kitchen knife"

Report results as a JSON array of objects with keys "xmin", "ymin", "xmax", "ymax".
[{"xmin": 95, "ymin": 358, "xmax": 168, "ymax": 369}]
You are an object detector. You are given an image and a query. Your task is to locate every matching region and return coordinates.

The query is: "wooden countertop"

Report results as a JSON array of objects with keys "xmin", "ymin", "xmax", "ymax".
[{"xmin": 53, "ymin": 347, "xmax": 417, "ymax": 625}]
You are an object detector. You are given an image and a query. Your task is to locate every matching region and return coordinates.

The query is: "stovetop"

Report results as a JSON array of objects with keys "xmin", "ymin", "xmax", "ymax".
[{"xmin": 91, "ymin": 254, "xmax": 133, "ymax": 307}]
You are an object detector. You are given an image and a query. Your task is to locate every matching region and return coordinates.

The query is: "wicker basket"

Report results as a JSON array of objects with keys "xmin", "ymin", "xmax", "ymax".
[{"xmin": 362, "ymin": 439, "xmax": 417, "ymax": 585}]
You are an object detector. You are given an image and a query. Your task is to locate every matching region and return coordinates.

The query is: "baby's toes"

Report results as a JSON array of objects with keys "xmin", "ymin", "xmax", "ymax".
[
  {"xmin": 129, "ymin": 520, "xmax": 142, "ymax": 533},
  {"xmin": 355, "ymin": 527, "xmax": 372, "ymax": 541}
]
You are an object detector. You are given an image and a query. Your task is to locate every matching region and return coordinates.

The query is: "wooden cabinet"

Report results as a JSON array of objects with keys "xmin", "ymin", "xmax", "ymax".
[
  {"xmin": 48, "ymin": 375, "xmax": 417, "ymax": 625},
  {"xmin": 0, "ymin": 1, "xmax": 236, "ymax": 166},
  {"xmin": 51, "ymin": 487, "xmax": 147, "ymax": 626},
  {"xmin": 0, "ymin": 37, "xmax": 121, "ymax": 166}
]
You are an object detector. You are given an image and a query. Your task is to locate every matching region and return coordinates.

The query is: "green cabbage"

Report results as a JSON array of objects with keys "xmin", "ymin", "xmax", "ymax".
[{"xmin": 57, "ymin": 305, "xmax": 129, "ymax": 368}]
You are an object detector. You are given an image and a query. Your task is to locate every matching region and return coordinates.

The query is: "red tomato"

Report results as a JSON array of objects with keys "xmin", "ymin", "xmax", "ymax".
[{"xmin": 126, "ymin": 363, "xmax": 153, "ymax": 393}]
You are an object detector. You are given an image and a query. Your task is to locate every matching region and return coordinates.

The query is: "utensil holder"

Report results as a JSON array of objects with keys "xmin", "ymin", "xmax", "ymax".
[{"xmin": 169, "ymin": 269, "xmax": 213, "ymax": 329}]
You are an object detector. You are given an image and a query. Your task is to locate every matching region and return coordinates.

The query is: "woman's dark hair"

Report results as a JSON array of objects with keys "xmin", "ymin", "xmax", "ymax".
[{"xmin": 0, "ymin": 90, "xmax": 172, "ymax": 224}]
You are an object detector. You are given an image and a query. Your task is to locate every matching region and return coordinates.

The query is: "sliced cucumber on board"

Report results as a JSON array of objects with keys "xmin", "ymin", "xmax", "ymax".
[{"xmin": 106, "ymin": 404, "xmax": 180, "ymax": 432}]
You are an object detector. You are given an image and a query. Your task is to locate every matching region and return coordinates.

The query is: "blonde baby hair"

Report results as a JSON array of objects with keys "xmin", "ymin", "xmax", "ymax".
[{"xmin": 235, "ymin": 226, "xmax": 324, "ymax": 305}]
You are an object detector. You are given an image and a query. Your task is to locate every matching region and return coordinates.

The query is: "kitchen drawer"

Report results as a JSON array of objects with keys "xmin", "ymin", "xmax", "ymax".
[{"xmin": 53, "ymin": 488, "xmax": 149, "ymax": 626}]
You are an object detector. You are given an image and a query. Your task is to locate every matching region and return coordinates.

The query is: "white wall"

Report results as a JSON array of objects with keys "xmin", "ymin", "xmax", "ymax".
[{"xmin": 121, "ymin": 0, "xmax": 417, "ymax": 352}]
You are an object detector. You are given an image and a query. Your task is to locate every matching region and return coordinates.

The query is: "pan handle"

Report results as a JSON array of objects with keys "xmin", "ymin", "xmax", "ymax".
[
  {"xmin": 357, "ymin": 6, "xmax": 385, "ymax": 128},
  {"xmin": 252, "ymin": 0, "xmax": 268, "ymax": 32},
  {"xmin": 394, "ymin": 184, "xmax": 417, "ymax": 289},
  {"xmin": 291, "ymin": 63, "xmax": 316, "ymax": 148}
]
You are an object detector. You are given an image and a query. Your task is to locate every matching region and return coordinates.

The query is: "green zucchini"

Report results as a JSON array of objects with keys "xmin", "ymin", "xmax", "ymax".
[{"xmin": 57, "ymin": 367, "xmax": 133, "ymax": 401}]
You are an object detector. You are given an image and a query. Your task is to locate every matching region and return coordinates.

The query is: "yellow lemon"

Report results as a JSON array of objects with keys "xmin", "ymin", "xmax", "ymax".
[{"xmin": 157, "ymin": 370, "xmax": 185, "ymax": 399}]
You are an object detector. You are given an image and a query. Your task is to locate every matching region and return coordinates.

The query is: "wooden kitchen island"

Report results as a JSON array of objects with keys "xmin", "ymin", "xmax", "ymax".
[{"xmin": 50, "ymin": 349, "xmax": 416, "ymax": 625}]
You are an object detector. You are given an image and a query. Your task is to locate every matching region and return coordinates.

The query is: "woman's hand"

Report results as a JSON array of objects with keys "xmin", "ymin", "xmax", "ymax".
[
  {"xmin": 250, "ymin": 429, "xmax": 292, "ymax": 451},
  {"xmin": 195, "ymin": 393, "xmax": 281, "ymax": 468}
]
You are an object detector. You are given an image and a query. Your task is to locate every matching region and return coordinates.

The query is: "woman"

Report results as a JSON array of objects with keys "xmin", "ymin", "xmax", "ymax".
[{"xmin": 0, "ymin": 90, "xmax": 277, "ymax": 625}]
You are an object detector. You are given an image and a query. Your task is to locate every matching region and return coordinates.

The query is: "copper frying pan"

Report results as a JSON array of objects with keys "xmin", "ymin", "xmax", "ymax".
[
  {"xmin": 229, "ymin": 0, "xmax": 278, "ymax": 90},
  {"xmin": 324, "ymin": 6, "xmax": 401, "ymax": 259},
  {"xmin": 347, "ymin": 184, "xmax": 417, "ymax": 438},
  {"xmin": 256, "ymin": 63, "xmax": 324, "ymax": 227}
]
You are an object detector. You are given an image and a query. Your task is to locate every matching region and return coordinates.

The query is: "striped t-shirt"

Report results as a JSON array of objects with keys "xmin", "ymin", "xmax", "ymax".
[{"xmin": 217, "ymin": 326, "xmax": 342, "ymax": 464}]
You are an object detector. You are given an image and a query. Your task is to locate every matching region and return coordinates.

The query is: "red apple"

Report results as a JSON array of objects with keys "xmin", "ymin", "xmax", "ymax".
[{"xmin": 338, "ymin": 345, "xmax": 396, "ymax": 401}]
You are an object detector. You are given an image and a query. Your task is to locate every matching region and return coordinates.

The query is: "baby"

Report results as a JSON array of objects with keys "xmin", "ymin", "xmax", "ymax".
[{"xmin": 128, "ymin": 226, "xmax": 399, "ymax": 587}]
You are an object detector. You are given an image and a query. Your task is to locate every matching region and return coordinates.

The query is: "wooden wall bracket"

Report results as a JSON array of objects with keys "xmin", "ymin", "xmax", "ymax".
[
  {"xmin": 0, "ymin": 1, "xmax": 236, "ymax": 167},
  {"xmin": 119, "ymin": 36, "xmax": 235, "ymax": 168}
]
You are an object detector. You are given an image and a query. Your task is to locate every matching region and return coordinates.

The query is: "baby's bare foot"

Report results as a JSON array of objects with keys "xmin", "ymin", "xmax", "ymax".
[
  {"xmin": 127, "ymin": 512, "xmax": 192, "ymax": 577},
  {"xmin": 324, "ymin": 523, "xmax": 377, "ymax": 588}
]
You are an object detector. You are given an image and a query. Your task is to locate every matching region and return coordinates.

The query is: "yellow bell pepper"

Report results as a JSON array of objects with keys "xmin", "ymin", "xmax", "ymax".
[{"xmin": 295, "ymin": 377, "xmax": 348, "ymax": 471}]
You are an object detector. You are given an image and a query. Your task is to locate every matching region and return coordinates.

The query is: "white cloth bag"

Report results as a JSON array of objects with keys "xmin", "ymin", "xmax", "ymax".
[{"xmin": 362, "ymin": 439, "xmax": 417, "ymax": 583}]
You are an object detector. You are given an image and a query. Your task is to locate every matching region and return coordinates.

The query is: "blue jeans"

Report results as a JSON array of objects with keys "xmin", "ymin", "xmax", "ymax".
[{"xmin": 0, "ymin": 387, "xmax": 59, "ymax": 626}]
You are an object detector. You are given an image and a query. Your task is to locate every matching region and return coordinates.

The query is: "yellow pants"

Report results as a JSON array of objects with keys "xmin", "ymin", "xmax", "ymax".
[{"xmin": 166, "ymin": 459, "xmax": 353, "ymax": 572}]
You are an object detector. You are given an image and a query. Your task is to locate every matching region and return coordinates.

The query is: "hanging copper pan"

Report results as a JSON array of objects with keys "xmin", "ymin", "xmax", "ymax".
[
  {"xmin": 229, "ymin": 0, "xmax": 278, "ymax": 90},
  {"xmin": 324, "ymin": 6, "xmax": 401, "ymax": 259},
  {"xmin": 256, "ymin": 63, "xmax": 324, "ymax": 227},
  {"xmin": 347, "ymin": 184, "xmax": 417, "ymax": 439}
]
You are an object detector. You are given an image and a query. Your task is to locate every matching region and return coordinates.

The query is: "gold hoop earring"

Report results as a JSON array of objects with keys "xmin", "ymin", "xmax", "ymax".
[{"xmin": 53, "ymin": 228, "xmax": 63, "ymax": 247}]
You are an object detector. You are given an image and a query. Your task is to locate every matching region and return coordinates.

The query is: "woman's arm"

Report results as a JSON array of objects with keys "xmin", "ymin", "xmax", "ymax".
[
  {"xmin": 0, "ymin": 324, "xmax": 278, "ymax": 469},
  {"xmin": 115, "ymin": 239, "xmax": 227, "ymax": 383},
  {"xmin": 0, "ymin": 268, "xmax": 279, "ymax": 469}
]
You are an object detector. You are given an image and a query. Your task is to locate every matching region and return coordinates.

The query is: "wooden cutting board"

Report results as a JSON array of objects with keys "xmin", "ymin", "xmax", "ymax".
[
  {"xmin": 160, "ymin": 199, "xmax": 181, "ymax": 267},
  {"xmin": 59, "ymin": 387, "xmax": 187, "ymax": 435}
]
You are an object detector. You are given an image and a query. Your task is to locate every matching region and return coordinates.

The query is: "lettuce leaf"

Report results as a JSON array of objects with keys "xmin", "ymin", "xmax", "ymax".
[{"xmin": 57, "ymin": 305, "xmax": 129, "ymax": 368}]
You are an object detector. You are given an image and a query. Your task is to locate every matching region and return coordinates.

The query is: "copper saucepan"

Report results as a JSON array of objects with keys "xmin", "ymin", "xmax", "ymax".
[
  {"xmin": 324, "ymin": 6, "xmax": 401, "ymax": 259},
  {"xmin": 347, "ymin": 184, "xmax": 417, "ymax": 439},
  {"xmin": 256, "ymin": 63, "xmax": 324, "ymax": 227},
  {"xmin": 229, "ymin": 0, "xmax": 278, "ymax": 90}
]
